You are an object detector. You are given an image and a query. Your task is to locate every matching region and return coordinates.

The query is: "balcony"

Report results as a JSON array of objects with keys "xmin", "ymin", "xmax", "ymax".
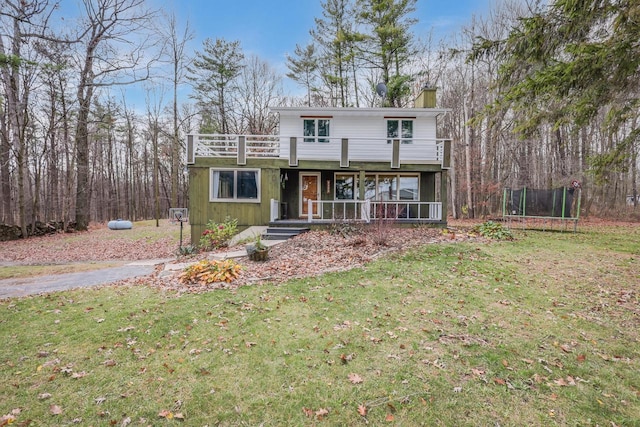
[{"xmin": 187, "ymin": 134, "xmax": 451, "ymax": 168}]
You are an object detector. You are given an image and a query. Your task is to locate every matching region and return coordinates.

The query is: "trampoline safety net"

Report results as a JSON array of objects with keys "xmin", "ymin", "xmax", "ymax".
[{"xmin": 503, "ymin": 187, "xmax": 579, "ymax": 219}]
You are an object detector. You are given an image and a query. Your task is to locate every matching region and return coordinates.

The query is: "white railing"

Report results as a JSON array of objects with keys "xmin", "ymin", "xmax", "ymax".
[
  {"xmin": 193, "ymin": 134, "xmax": 280, "ymax": 158},
  {"xmin": 306, "ymin": 200, "xmax": 442, "ymax": 222},
  {"xmin": 270, "ymin": 199, "xmax": 279, "ymax": 222},
  {"xmin": 189, "ymin": 134, "xmax": 450, "ymax": 166}
]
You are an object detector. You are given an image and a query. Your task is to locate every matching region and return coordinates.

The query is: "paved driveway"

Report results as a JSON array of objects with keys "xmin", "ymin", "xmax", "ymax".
[{"xmin": 0, "ymin": 259, "xmax": 168, "ymax": 299}]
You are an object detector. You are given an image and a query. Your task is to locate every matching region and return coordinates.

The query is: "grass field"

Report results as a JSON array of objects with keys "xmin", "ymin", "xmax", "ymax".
[{"xmin": 1, "ymin": 224, "xmax": 638, "ymax": 426}]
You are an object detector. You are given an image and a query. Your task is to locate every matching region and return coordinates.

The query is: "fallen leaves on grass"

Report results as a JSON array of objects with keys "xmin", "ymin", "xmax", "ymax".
[
  {"xmin": 553, "ymin": 376, "xmax": 577, "ymax": 387},
  {"xmin": 158, "ymin": 410, "xmax": 184, "ymax": 420},
  {"xmin": 0, "ymin": 409, "xmax": 21, "ymax": 426},
  {"xmin": 471, "ymin": 368, "xmax": 485, "ymax": 376},
  {"xmin": 357, "ymin": 404, "xmax": 367, "ymax": 416},
  {"xmin": 302, "ymin": 407, "xmax": 329, "ymax": 421},
  {"xmin": 348, "ymin": 373, "xmax": 364, "ymax": 384},
  {"xmin": 0, "ymin": 221, "xmax": 185, "ymax": 264}
]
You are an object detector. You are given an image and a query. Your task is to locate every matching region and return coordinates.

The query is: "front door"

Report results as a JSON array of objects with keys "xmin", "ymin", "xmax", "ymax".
[{"xmin": 300, "ymin": 173, "xmax": 320, "ymax": 217}]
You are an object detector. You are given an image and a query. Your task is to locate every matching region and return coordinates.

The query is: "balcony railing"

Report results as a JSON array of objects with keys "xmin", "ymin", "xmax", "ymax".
[{"xmin": 187, "ymin": 134, "xmax": 450, "ymax": 167}]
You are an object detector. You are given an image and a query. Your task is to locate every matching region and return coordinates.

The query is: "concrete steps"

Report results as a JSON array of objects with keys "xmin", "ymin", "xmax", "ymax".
[{"xmin": 262, "ymin": 227, "xmax": 310, "ymax": 241}]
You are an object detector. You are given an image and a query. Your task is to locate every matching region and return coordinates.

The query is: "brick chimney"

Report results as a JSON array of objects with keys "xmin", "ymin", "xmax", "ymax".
[{"xmin": 414, "ymin": 85, "xmax": 437, "ymax": 108}]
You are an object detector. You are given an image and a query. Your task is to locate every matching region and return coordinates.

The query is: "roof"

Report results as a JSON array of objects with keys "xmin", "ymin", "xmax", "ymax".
[{"xmin": 270, "ymin": 106, "xmax": 450, "ymax": 118}]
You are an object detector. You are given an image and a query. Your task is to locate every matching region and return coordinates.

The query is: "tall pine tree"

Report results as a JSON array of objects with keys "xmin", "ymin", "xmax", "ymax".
[
  {"xmin": 286, "ymin": 43, "xmax": 320, "ymax": 107},
  {"xmin": 355, "ymin": 0, "xmax": 417, "ymax": 107},
  {"xmin": 189, "ymin": 38, "xmax": 244, "ymax": 134},
  {"xmin": 311, "ymin": 0, "xmax": 356, "ymax": 107},
  {"xmin": 472, "ymin": 0, "xmax": 640, "ymax": 181}
]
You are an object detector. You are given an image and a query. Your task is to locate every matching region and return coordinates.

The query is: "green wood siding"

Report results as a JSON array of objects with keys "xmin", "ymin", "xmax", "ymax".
[{"xmin": 188, "ymin": 159, "xmax": 284, "ymax": 243}]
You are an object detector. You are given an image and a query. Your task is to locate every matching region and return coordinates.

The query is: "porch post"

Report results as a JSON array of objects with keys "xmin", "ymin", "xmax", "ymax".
[
  {"xmin": 358, "ymin": 170, "xmax": 365, "ymax": 200},
  {"xmin": 238, "ymin": 136, "xmax": 246, "ymax": 165},
  {"xmin": 340, "ymin": 138, "xmax": 349, "ymax": 167},
  {"xmin": 186, "ymin": 134, "xmax": 195, "ymax": 164},
  {"xmin": 289, "ymin": 137, "xmax": 298, "ymax": 166},
  {"xmin": 440, "ymin": 170, "xmax": 448, "ymax": 222},
  {"xmin": 391, "ymin": 139, "xmax": 400, "ymax": 168}
]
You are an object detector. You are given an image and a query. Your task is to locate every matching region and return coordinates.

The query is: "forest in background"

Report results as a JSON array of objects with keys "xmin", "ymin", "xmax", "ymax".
[{"xmin": 1, "ymin": 0, "xmax": 638, "ymax": 238}]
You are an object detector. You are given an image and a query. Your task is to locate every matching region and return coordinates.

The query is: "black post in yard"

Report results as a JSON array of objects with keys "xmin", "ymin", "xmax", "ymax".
[{"xmin": 179, "ymin": 220, "xmax": 183, "ymax": 250}]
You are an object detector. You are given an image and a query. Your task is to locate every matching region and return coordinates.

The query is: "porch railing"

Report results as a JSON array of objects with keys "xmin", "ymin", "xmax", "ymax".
[
  {"xmin": 306, "ymin": 200, "xmax": 442, "ymax": 222},
  {"xmin": 270, "ymin": 198, "xmax": 280, "ymax": 222}
]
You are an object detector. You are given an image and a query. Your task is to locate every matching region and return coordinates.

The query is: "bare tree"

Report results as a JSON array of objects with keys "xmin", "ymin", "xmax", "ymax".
[
  {"xmin": 0, "ymin": 0, "xmax": 58, "ymax": 235},
  {"xmin": 237, "ymin": 55, "xmax": 283, "ymax": 135},
  {"xmin": 158, "ymin": 11, "xmax": 193, "ymax": 209},
  {"xmin": 144, "ymin": 86, "xmax": 166, "ymax": 227},
  {"xmin": 73, "ymin": 0, "xmax": 158, "ymax": 231}
]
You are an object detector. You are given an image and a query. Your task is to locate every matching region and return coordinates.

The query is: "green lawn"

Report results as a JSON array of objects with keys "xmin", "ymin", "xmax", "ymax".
[{"xmin": 1, "ymin": 225, "xmax": 639, "ymax": 426}]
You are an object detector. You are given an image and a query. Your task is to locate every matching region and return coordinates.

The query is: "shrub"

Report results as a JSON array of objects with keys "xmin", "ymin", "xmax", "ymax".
[
  {"xmin": 472, "ymin": 221, "xmax": 514, "ymax": 240},
  {"xmin": 368, "ymin": 204, "xmax": 404, "ymax": 246},
  {"xmin": 177, "ymin": 244, "xmax": 198, "ymax": 256},
  {"xmin": 179, "ymin": 259, "xmax": 242, "ymax": 285},
  {"xmin": 329, "ymin": 220, "xmax": 363, "ymax": 238},
  {"xmin": 199, "ymin": 217, "xmax": 238, "ymax": 250}
]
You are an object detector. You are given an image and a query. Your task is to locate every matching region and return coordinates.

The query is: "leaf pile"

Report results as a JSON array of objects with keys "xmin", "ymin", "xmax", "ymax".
[{"xmin": 179, "ymin": 259, "xmax": 241, "ymax": 285}]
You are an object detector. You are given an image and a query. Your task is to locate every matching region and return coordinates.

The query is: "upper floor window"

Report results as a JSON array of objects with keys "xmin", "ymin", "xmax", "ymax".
[
  {"xmin": 387, "ymin": 119, "xmax": 413, "ymax": 144},
  {"xmin": 303, "ymin": 119, "xmax": 330, "ymax": 143},
  {"xmin": 210, "ymin": 168, "xmax": 260, "ymax": 202}
]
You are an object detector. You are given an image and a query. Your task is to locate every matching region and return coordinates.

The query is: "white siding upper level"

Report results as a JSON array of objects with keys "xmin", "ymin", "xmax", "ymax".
[
  {"xmin": 187, "ymin": 106, "xmax": 451, "ymax": 167},
  {"xmin": 275, "ymin": 107, "xmax": 448, "ymax": 164}
]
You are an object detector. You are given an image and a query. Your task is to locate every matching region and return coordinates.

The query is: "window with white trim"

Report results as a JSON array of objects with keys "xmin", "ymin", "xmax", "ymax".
[
  {"xmin": 387, "ymin": 119, "xmax": 413, "ymax": 144},
  {"xmin": 303, "ymin": 119, "xmax": 330, "ymax": 143},
  {"xmin": 210, "ymin": 168, "xmax": 260, "ymax": 202}
]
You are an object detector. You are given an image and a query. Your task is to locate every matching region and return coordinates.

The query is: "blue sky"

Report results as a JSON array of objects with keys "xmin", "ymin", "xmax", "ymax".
[
  {"xmin": 165, "ymin": 0, "xmax": 498, "ymax": 67},
  {"xmin": 52, "ymin": 0, "xmax": 501, "ymax": 105}
]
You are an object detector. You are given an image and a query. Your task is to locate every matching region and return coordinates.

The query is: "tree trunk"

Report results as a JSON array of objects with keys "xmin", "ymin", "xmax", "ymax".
[
  {"xmin": 463, "ymin": 98, "xmax": 474, "ymax": 219},
  {"xmin": 171, "ymin": 59, "xmax": 179, "ymax": 208},
  {"xmin": 75, "ymin": 92, "xmax": 92, "ymax": 231}
]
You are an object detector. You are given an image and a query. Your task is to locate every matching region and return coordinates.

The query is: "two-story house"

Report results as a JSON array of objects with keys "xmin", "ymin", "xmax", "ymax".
[{"xmin": 186, "ymin": 87, "xmax": 451, "ymax": 241}]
